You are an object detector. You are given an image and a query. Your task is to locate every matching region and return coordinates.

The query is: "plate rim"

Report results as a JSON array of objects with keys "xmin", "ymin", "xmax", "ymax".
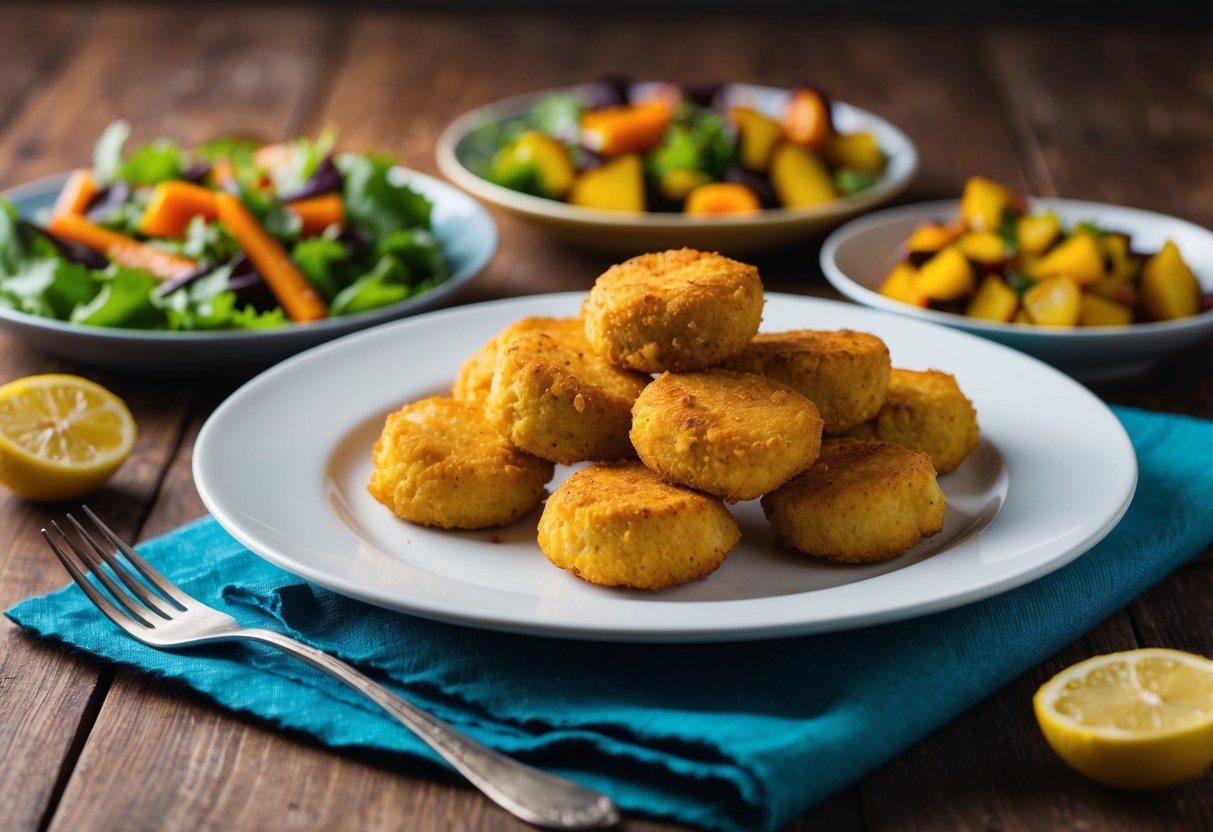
[
  {"xmin": 435, "ymin": 81, "xmax": 919, "ymax": 230},
  {"xmin": 0, "ymin": 166, "xmax": 498, "ymax": 344},
  {"xmin": 194, "ymin": 291, "xmax": 1138, "ymax": 643},
  {"xmin": 820, "ymin": 197, "xmax": 1213, "ymax": 341}
]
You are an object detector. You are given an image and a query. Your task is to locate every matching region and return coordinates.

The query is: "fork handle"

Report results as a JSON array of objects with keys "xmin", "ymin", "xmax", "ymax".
[{"xmin": 237, "ymin": 627, "xmax": 619, "ymax": 829}]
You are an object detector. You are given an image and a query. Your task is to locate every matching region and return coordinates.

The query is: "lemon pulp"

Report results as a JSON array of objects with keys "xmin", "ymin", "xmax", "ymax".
[
  {"xmin": 0, "ymin": 375, "xmax": 136, "ymax": 501},
  {"xmin": 1034, "ymin": 648, "xmax": 1213, "ymax": 789}
]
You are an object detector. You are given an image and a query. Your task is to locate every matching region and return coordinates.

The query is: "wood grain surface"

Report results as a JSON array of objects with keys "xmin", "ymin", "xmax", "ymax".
[{"xmin": 0, "ymin": 4, "xmax": 1210, "ymax": 831}]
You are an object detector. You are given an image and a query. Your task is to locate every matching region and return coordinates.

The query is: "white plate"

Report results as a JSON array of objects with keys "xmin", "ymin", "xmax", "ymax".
[
  {"xmin": 0, "ymin": 168, "xmax": 497, "ymax": 375},
  {"xmin": 436, "ymin": 83, "xmax": 917, "ymax": 255},
  {"xmin": 821, "ymin": 198, "xmax": 1213, "ymax": 382},
  {"xmin": 194, "ymin": 293, "xmax": 1136, "ymax": 643}
]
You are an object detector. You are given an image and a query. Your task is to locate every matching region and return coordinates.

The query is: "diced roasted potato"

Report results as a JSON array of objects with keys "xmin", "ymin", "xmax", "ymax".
[
  {"xmin": 960, "ymin": 176, "xmax": 1020, "ymax": 232},
  {"xmin": 955, "ymin": 231, "xmax": 1008, "ymax": 266},
  {"xmin": 1141, "ymin": 240, "xmax": 1200, "ymax": 321},
  {"xmin": 907, "ymin": 222, "xmax": 957, "ymax": 253},
  {"xmin": 1023, "ymin": 276, "xmax": 1081, "ymax": 326},
  {"xmin": 490, "ymin": 131, "xmax": 576, "ymax": 199},
  {"xmin": 569, "ymin": 154, "xmax": 645, "ymax": 212},
  {"xmin": 769, "ymin": 142, "xmax": 838, "ymax": 208},
  {"xmin": 730, "ymin": 106, "xmax": 784, "ymax": 172},
  {"xmin": 824, "ymin": 132, "xmax": 885, "ymax": 175},
  {"xmin": 1031, "ymin": 233, "xmax": 1104, "ymax": 285},
  {"xmin": 915, "ymin": 247, "xmax": 975, "ymax": 301},
  {"xmin": 1017, "ymin": 213, "xmax": 1061, "ymax": 256},
  {"xmin": 659, "ymin": 168, "xmax": 712, "ymax": 202},
  {"xmin": 879, "ymin": 261, "xmax": 928, "ymax": 307},
  {"xmin": 1079, "ymin": 292, "xmax": 1134, "ymax": 327},
  {"xmin": 966, "ymin": 275, "xmax": 1019, "ymax": 321},
  {"xmin": 1098, "ymin": 232, "xmax": 1140, "ymax": 282},
  {"xmin": 1089, "ymin": 274, "xmax": 1139, "ymax": 309}
]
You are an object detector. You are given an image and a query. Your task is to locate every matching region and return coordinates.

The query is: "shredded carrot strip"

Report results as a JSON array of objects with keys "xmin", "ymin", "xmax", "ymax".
[
  {"xmin": 215, "ymin": 192, "xmax": 327, "ymax": 322},
  {"xmin": 47, "ymin": 213, "xmax": 198, "ymax": 281}
]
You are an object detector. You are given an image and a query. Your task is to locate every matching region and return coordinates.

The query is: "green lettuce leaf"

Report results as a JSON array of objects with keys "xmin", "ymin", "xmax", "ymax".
[
  {"xmin": 92, "ymin": 120, "xmax": 187, "ymax": 185},
  {"xmin": 330, "ymin": 255, "xmax": 413, "ymax": 316},
  {"xmin": 376, "ymin": 228, "xmax": 449, "ymax": 282},
  {"xmin": 70, "ymin": 267, "xmax": 164, "ymax": 329},
  {"xmin": 338, "ymin": 154, "xmax": 431, "ymax": 239},
  {"xmin": 121, "ymin": 140, "xmax": 186, "ymax": 184},
  {"xmin": 292, "ymin": 236, "xmax": 350, "ymax": 302},
  {"xmin": 833, "ymin": 169, "xmax": 880, "ymax": 197}
]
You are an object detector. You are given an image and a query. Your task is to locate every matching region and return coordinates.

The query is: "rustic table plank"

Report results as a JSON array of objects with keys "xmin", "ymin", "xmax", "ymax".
[
  {"xmin": 0, "ymin": 5, "xmax": 78, "ymax": 139},
  {"xmin": 0, "ymin": 6, "xmax": 201, "ymax": 828},
  {"xmin": 0, "ymin": 6, "xmax": 343, "ymax": 832}
]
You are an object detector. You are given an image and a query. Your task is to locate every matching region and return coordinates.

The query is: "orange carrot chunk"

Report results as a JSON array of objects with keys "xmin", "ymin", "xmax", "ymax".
[
  {"xmin": 214, "ymin": 192, "xmax": 327, "ymax": 322},
  {"xmin": 51, "ymin": 169, "xmax": 97, "ymax": 218},
  {"xmin": 684, "ymin": 182, "xmax": 762, "ymax": 216},
  {"xmin": 46, "ymin": 213, "xmax": 198, "ymax": 281},
  {"xmin": 581, "ymin": 100, "xmax": 672, "ymax": 157},
  {"xmin": 138, "ymin": 180, "xmax": 219, "ymax": 238},
  {"xmin": 286, "ymin": 193, "xmax": 344, "ymax": 236},
  {"xmin": 782, "ymin": 87, "xmax": 833, "ymax": 153}
]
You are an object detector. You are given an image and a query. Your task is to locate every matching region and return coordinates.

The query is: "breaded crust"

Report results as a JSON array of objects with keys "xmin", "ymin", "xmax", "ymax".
[
  {"xmin": 537, "ymin": 461, "xmax": 740, "ymax": 589},
  {"xmin": 368, "ymin": 396, "xmax": 554, "ymax": 530},
  {"xmin": 452, "ymin": 317, "xmax": 583, "ymax": 404},
  {"xmin": 761, "ymin": 438, "xmax": 945, "ymax": 563},
  {"xmin": 486, "ymin": 325, "xmax": 650, "ymax": 465},
  {"xmin": 722, "ymin": 329, "xmax": 890, "ymax": 434},
  {"xmin": 581, "ymin": 248, "xmax": 764, "ymax": 372},
  {"xmin": 631, "ymin": 370, "xmax": 823, "ymax": 501},
  {"xmin": 844, "ymin": 369, "xmax": 979, "ymax": 474}
]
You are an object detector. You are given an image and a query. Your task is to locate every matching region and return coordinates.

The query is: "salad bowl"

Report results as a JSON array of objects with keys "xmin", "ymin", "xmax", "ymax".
[
  {"xmin": 436, "ymin": 82, "xmax": 917, "ymax": 255},
  {"xmin": 0, "ymin": 168, "xmax": 496, "ymax": 376}
]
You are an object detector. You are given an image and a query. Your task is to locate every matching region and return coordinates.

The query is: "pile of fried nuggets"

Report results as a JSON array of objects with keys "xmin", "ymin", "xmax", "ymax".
[{"xmin": 369, "ymin": 248, "xmax": 980, "ymax": 590}]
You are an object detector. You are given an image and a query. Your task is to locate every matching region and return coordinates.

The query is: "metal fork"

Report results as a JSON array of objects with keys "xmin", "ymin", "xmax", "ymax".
[{"xmin": 42, "ymin": 507, "xmax": 620, "ymax": 830}]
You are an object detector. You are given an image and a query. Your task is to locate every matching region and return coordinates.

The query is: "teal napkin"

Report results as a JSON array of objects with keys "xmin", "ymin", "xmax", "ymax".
[{"xmin": 8, "ymin": 406, "xmax": 1213, "ymax": 832}]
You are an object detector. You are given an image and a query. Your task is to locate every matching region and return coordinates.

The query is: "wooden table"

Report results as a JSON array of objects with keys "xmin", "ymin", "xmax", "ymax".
[{"xmin": 1, "ymin": 4, "xmax": 1211, "ymax": 830}]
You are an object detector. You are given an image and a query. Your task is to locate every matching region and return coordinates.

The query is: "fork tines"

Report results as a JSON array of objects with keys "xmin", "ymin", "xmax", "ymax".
[{"xmin": 41, "ymin": 507, "xmax": 185, "ymax": 630}]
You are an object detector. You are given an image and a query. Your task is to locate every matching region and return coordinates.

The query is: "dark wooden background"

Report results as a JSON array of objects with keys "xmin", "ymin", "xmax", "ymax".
[{"xmin": 1, "ymin": 3, "xmax": 1211, "ymax": 830}]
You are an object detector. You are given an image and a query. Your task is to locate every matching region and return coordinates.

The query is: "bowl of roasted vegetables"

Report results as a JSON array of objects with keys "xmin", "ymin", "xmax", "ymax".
[
  {"xmin": 821, "ymin": 176, "xmax": 1213, "ymax": 380},
  {"xmin": 0, "ymin": 123, "xmax": 496, "ymax": 374},
  {"xmin": 436, "ymin": 79, "xmax": 917, "ymax": 254}
]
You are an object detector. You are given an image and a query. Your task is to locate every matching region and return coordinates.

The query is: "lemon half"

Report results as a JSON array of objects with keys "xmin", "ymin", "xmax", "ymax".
[
  {"xmin": 0, "ymin": 374, "xmax": 137, "ymax": 502},
  {"xmin": 1034, "ymin": 648, "xmax": 1213, "ymax": 789}
]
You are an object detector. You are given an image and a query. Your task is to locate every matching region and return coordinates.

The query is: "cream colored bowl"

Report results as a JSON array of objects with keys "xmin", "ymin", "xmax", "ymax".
[{"xmin": 436, "ymin": 83, "xmax": 918, "ymax": 255}]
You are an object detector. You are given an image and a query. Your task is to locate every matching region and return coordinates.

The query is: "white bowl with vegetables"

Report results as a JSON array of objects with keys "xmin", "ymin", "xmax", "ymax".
[
  {"xmin": 821, "ymin": 178, "xmax": 1213, "ymax": 381},
  {"xmin": 436, "ymin": 81, "xmax": 917, "ymax": 255},
  {"xmin": 0, "ymin": 123, "xmax": 496, "ymax": 375}
]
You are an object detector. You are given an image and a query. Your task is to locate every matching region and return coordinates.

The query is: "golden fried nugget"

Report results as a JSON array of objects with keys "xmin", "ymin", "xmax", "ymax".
[
  {"xmin": 630, "ymin": 370, "xmax": 823, "ymax": 502},
  {"xmin": 845, "ymin": 369, "xmax": 979, "ymax": 474},
  {"xmin": 582, "ymin": 248, "xmax": 764, "ymax": 372},
  {"xmin": 537, "ymin": 461, "xmax": 740, "ymax": 589},
  {"xmin": 486, "ymin": 325, "xmax": 650, "ymax": 465},
  {"xmin": 722, "ymin": 329, "xmax": 890, "ymax": 434},
  {"xmin": 368, "ymin": 396, "xmax": 554, "ymax": 529},
  {"xmin": 452, "ymin": 317, "xmax": 584, "ymax": 404},
  {"xmin": 762, "ymin": 438, "xmax": 945, "ymax": 563}
]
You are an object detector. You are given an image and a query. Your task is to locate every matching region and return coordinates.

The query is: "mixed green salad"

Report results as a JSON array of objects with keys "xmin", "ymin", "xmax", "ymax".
[
  {"xmin": 470, "ymin": 77, "xmax": 888, "ymax": 216},
  {"xmin": 0, "ymin": 122, "xmax": 450, "ymax": 331}
]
